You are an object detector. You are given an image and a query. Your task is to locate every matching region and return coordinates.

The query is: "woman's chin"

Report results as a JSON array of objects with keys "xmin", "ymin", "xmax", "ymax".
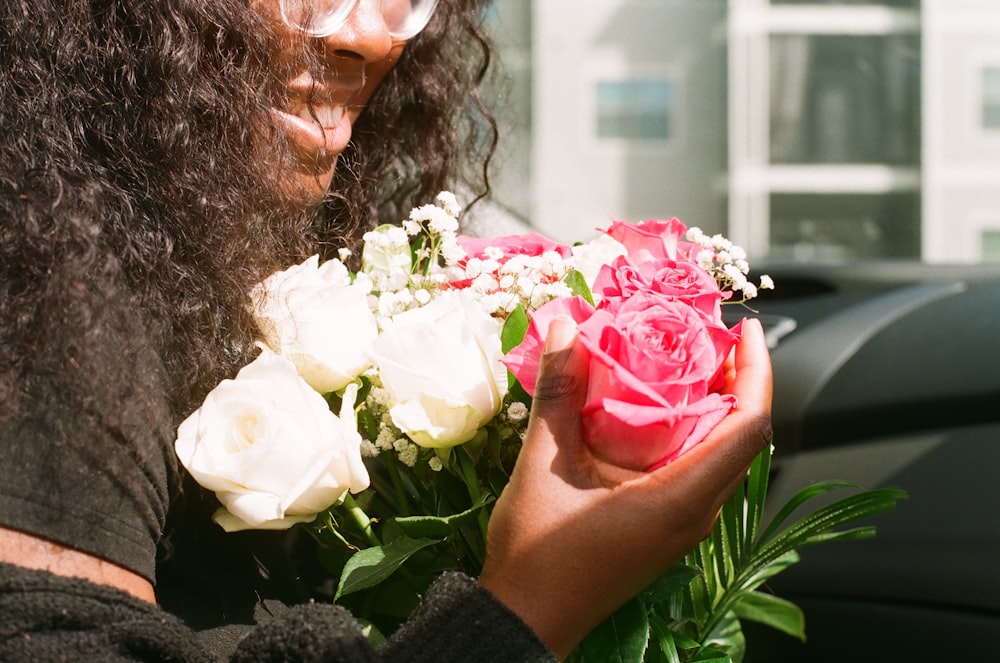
[{"xmin": 280, "ymin": 164, "xmax": 337, "ymax": 210}]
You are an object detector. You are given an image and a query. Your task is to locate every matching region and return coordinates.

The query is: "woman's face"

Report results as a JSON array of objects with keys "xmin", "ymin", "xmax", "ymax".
[{"xmin": 255, "ymin": 0, "xmax": 409, "ymax": 207}]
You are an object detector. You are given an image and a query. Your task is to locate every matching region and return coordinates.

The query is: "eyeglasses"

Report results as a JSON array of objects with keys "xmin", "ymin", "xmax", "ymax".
[{"xmin": 279, "ymin": 0, "xmax": 440, "ymax": 41}]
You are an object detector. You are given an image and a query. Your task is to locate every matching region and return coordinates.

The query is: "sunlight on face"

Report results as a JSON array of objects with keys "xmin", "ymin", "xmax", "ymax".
[{"xmin": 253, "ymin": 0, "xmax": 410, "ymax": 208}]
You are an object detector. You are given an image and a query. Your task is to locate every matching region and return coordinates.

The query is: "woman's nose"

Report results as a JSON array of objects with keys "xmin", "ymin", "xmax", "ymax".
[{"xmin": 319, "ymin": 0, "xmax": 393, "ymax": 62}]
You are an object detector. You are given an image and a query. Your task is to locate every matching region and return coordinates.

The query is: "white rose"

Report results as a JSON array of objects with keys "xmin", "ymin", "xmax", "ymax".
[
  {"xmin": 251, "ymin": 255, "xmax": 378, "ymax": 393},
  {"xmin": 174, "ymin": 349, "xmax": 370, "ymax": 532},
  {"xmin": 369, "ymin": 290, "xmax": 507, "ymax": 449}
]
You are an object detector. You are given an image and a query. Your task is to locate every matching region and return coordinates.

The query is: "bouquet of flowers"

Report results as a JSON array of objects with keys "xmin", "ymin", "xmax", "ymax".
[{"xmin": 175, "ymin": 192, "xmax": 904, "ymax": 662}]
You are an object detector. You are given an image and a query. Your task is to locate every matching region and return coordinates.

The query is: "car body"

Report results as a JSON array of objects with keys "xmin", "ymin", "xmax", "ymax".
[{"xmin": 737, "ymin": 262, "xmax": 1000, "ymax": 662}]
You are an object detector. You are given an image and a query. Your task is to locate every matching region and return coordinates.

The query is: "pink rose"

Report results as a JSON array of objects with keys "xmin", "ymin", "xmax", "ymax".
[
  {"xmin": 578, "ymin": 295, "xmax": 738, "ymax": 470},
  {"xmin": 457, "ymin": 232, "xmax": 572, "ymax": 262},
  {"xmin": 592, "ymin": 255, "xmax": 723, "ymax": 320},
  {"xmin": 604, "ymin": 218, "xmax": 698, "ymax": 263},
  {"xmin": 504, "ymin": 292, "xmax": 739, "ymax": 472}
]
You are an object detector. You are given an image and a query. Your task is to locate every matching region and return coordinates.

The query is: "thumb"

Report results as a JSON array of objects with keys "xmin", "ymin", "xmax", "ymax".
[
  {"xmin": 530, "ymin": 316, "xmax": 589, "ymax": 417},
  {"xmin": 515, "ymin": 316, "xmax": 589, "ymax": 470}
]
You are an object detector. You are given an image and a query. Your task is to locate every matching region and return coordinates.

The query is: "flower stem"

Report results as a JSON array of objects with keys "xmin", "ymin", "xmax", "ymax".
[
  {"xmin": 455, "ymin": 450, "xmax": 490, "ymax": 553},
  {"xmin": 342, "ymin": 493, "xmax": 380, "ymax": 547},
  {"xmin": 383, "ymin": 455, "xmax": 413, "ymax": 517}
]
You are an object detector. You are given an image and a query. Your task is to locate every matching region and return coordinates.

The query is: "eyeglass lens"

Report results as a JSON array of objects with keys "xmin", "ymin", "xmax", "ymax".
[{"xmin": 280, "ymin": 0, "xmax": 439, "ymax": 40}]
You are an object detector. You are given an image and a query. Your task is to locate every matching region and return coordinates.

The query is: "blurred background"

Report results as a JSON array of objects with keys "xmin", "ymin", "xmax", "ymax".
[
  {"xmin": 481, "ymin": 0, "xmax": 1000, "ymax": 265},
  {"xmin": 479, "ymin": 3, "xmax": 1000, "ymax": 661}
]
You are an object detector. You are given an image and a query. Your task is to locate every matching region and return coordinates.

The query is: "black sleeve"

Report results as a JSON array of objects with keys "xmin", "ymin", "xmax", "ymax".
[
  {"xmin": 0, "ymin": 294, "xmax": 176, "ymax": 584},
  {"xmin": 2, "ymin": 564, "xmax": 555, "ymax": 663},
  {"xmin": 377, "ymin": 572, "xmax": 556, "ymax": 663},
  {"xmin": 231, "ymin": 572, "xmax": 556, "ymax": 663},
  {"xmin": 0, "ymin": 562, "xmax": 213, "ymax": 662}
]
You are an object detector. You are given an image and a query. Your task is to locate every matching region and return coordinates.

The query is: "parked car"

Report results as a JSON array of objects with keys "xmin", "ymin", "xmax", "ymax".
[{"xmin": 737, "ymin": 261, "xmax": 1000, "ymax": 662}]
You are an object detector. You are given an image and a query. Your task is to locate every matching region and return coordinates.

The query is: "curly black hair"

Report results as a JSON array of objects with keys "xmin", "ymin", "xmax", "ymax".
[{"xmin": 0, "ymin": 0, "xmax": 496, "ymax": 420}]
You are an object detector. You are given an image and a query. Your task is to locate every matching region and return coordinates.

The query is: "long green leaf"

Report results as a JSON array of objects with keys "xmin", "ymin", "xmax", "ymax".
[
  {"xmin": 702, "ymin": 610, "xmax": 745, "ymax": 663},
  {"xmin": 756, "ymin": 487, "xmax": 906, "ymax": 561},
  {"xmin": 743, "ymin": 447, "xmax": 772, "ymax": 552},
  {"xmin": 335, "ymin": 536, "xmax": 438, "ymax": 600},
  {"xmin": 737, "ymin": 549, "xmax": 799, "ymax": 592},
  {"xmin": 732, "ymin": 590, "xmax": 805, "ymax": 640},
  {"xmin": 757, "ymin": 479, "xmax": 865, "ymax": 544},
  {"xmin": 648, "ymin": 614, "xmax": 681, "ymax": 663}
]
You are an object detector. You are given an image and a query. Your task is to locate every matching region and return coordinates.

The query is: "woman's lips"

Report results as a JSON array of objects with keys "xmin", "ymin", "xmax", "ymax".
[{"xmin": 272, "ymin": 102, "xmax": 352, "ymax": 164}]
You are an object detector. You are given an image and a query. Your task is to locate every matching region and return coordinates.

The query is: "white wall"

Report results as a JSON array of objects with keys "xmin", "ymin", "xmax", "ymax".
[
  {"xmin": 923, "ymin": 0, "xmax": 1000, "ymax": 262},
  {"xmin": 529, "ymin": 0, "xmax": 728, "ymax": 243}
]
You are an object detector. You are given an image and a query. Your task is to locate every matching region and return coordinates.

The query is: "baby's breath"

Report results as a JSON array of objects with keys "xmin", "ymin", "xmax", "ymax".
[{"xmin": 685, "ymin": 226, "xmax": 773, "ymax": 305}]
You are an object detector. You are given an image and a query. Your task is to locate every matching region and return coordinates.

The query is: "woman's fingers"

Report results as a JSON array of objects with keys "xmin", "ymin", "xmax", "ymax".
[
  {"xmin": 530, "ymin": 316, "xmax": 589, "ymax": 411},
  {"xmin": 729, "ymin": 317, "xmax": 773, "ymax": 418},
  {"xmin": 516, "ymin": 316, "xmax": 589, "ymax": 468}
]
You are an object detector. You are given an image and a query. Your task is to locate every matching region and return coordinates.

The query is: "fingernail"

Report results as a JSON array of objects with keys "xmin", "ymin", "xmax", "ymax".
[{"xmin": 544, "ymin": 316, "xmax": 578, "ymax": 353}]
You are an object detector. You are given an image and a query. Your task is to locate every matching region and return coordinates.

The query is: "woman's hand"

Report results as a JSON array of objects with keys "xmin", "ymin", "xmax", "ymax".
[{"xmin": 479, "ymin": 317, "xmax": 773, "ymax": 660}]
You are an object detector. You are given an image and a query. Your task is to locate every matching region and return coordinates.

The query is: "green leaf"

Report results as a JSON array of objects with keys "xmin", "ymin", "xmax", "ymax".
[
  {"xmin": 640, "ymin": 564, "xmax": 701, "ymax": 606},
  {"xmin": 564, "ymin": 268, "xmax": 596, "ymax": 306},
  {"xmin": 743, "ymin": 447, "xmax": 772, "ymax": 552},
  {"xmin": 358, "ymin": 619, "xmax": 387, "ymax": 646},
  {"xmin": 501, "ymin": 303, "xmax": 530, "ymax": 353},
  {"xmin": 335, "ymin": 536, "xmax": 438, "ymax": 600},
  {"xmin": 739, "ymin": 549, "xmax": 799, "ymax": 591},
  {"xmin": 702, "ymin": 610, "xmax": 745, "ymax": 663},
  {"xmin": 756, "ymin": 487, "xmax": 907, "ymax": 562},
  {"xmin": 757, "ymin": 479, "xmax": 865, "ymax": 545},
  {"xmin": 391, "ymin": 493, "xmax": 494, "ymax": 539},
  {"xmin": 689, "ymin": 646, "xmax": 734, "ymax": 663},
  {"xmin": 576, "ymin": 597, "xmax": 649, "ymax": 663},
  {"xmin": 732, "ymin": 590, "xmax": 805, "ymax": 641},
  {"xmin": 648, "ymin": 614, "xmax": 681, "ymax": 663}
]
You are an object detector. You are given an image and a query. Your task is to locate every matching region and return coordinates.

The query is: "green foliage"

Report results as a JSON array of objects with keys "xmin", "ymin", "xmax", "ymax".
[
  {"xmin": 312, "ymin": 427, "xmax": 903, "ymax": 658},
  {"xmin": 564, "ymin": 268, "xmax": 596, "ymax": 306},
  {"xmin": 336, "ymin": 536, "xmax": 440, "ymax": 600},
  {"xmin": 571, "ymin": 446, "xmax": 907, "ymax": 662}
]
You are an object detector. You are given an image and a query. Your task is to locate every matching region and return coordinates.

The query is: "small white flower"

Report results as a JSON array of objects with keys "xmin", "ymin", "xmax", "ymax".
[
  {"xmin": 375, "ymin": 427, "xmax": 397, "ymax": 451},
  {"xmin": 760, "ymin": 274, "xmax": 775, "ymax": 290},
  {"xmin": 686, "ymin": 227, "xmax": 707, "ymax": 243},
  {"xmin": 435, "ymin": 191, "xmax": 461, "ymax": 216},
  {"xmin": 397, "ymin": 446, "xmax": 418, "ymax": 467},
  {"xmin": 483, "ymin": 246, "xmax": 505, "ymax": 261},
  {"xmin": 427, "ymin": 456, "xmax": 444, "ymax": 472},
  {"xmin": 711, "ymin": 234, "xmax": 731, "ymax": 250},
  {"xmin": 724, "ymin": 264, "xmax": 748, "ymax": 289},
  {"xmin": 414, "ymin": 288, "xmax": 432, "ymax": 305},
  {"xmin": 506, "ymin": 401, "xmax": 529, "ymax": 422},
  {"xmin": 360, "ymin": 439, "xmax": 379, "ymax": 458}
]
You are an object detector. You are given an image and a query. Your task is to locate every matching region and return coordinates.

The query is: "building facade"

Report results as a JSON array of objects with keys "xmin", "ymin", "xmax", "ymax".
[{"xmin": 486, "ymin": 0, "xmax": 1000, "ymax": 262}]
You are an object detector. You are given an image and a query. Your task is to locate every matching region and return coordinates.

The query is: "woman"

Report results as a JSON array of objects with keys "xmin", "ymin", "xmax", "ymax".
[{"xmin": 0, "ymin": 0, "xmax": 773, "ymax": 660}]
